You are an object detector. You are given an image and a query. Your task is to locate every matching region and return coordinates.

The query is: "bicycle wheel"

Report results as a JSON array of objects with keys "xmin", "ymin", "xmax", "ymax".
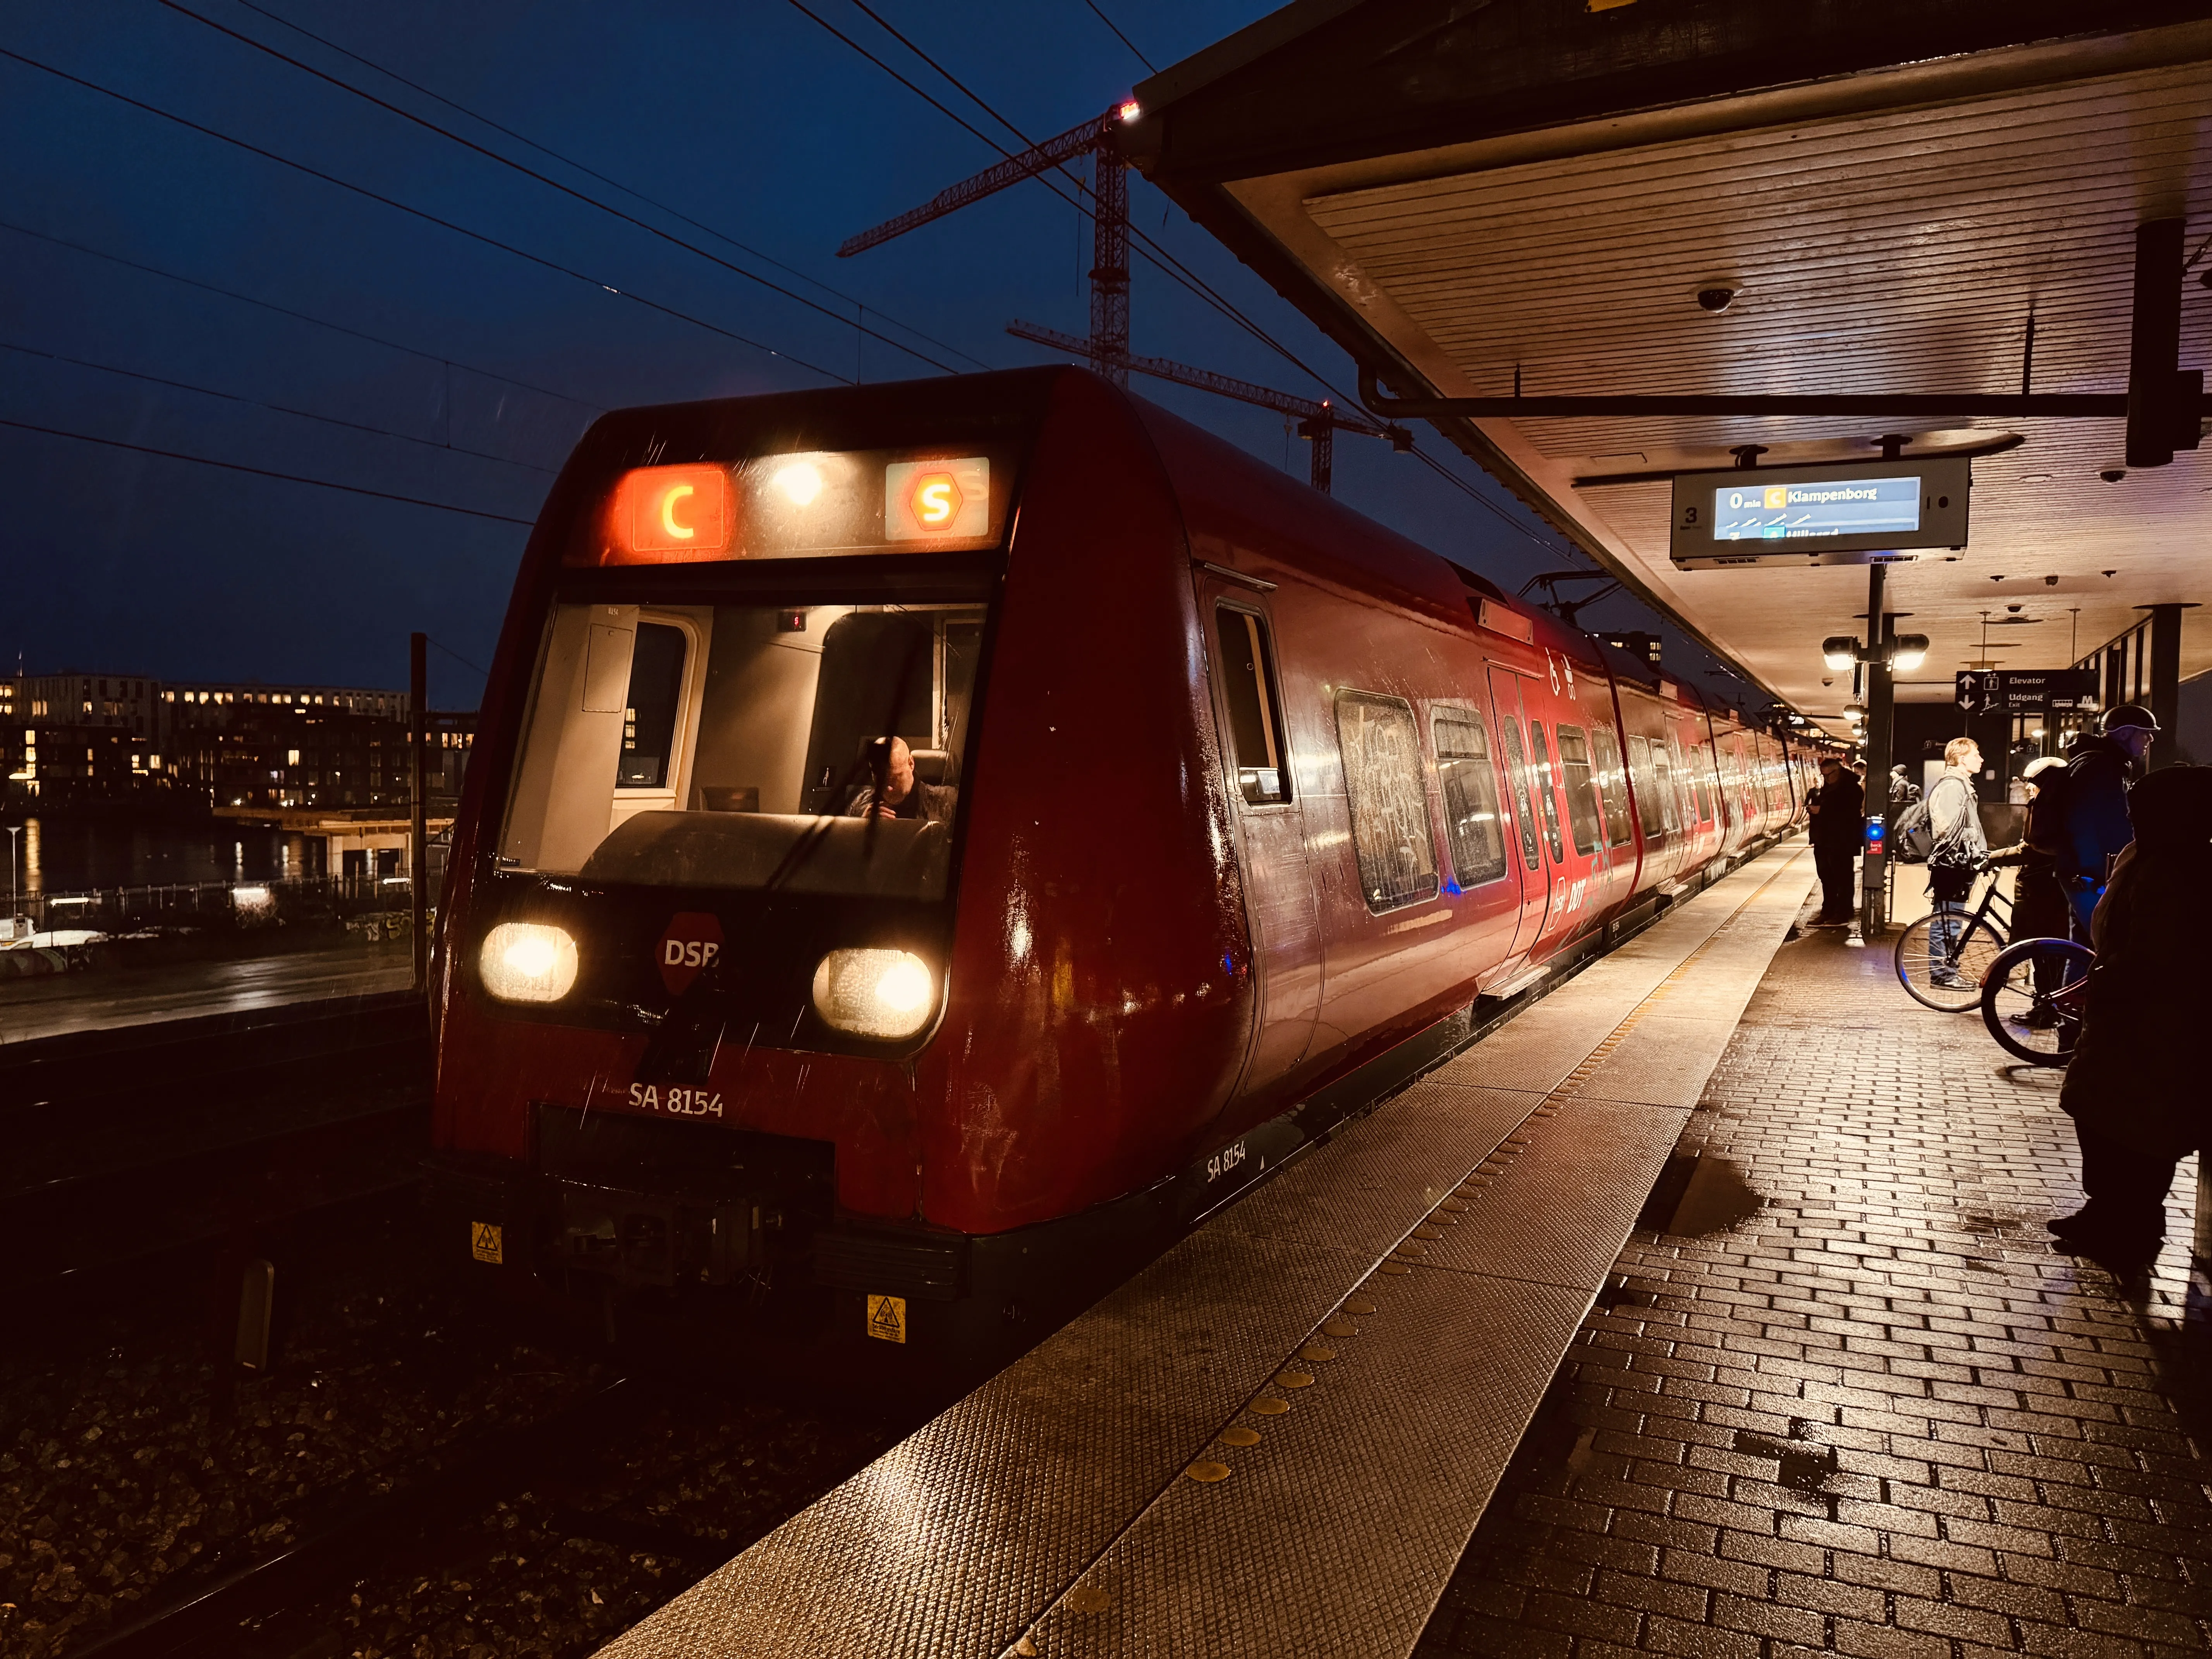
[
  {"xmin": 1980, "ymin": 936, "xmax": 2094, "ymax": 1066},
  {"xmin": 1893, "ymin": 908, "xmax": 2006, "ymax": 1011}
]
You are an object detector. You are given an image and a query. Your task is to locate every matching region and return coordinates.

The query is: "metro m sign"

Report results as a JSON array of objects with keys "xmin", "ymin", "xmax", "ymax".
[{"xmin": 657, "ymin": 912, "xmax": 725, "ymax": 996}]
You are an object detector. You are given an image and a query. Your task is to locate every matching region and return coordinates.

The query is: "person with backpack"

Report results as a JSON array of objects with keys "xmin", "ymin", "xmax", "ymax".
[
  {"xmin": 1923, "ymin": 737, "xmax": 1989, "ymax": 984},
  {"xmin": 2049, "ymin": 764, "xmax": 2212, "ymax": 1273},
  {"xmin": 2057, "ymin": 703, "xmax": 2158, "ymax": 939}
]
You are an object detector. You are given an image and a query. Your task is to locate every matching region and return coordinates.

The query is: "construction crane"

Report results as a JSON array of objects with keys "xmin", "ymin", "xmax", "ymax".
[
  {"xmin": 841, "ymin": 105, "xmax": 1414, "ymax": 494},
  {"xmin": 1006, "ymin": 320, "xmax": 1410, "ymax": 494},
  {"xmin": 841, "ymin": 109, "xmax": 1135, "ymax": 386}
]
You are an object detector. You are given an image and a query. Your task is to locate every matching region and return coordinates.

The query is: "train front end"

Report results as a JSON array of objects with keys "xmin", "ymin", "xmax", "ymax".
[{"xmin": 428, "ymin": 369, "xmax": 1254, "ymax": 1368}]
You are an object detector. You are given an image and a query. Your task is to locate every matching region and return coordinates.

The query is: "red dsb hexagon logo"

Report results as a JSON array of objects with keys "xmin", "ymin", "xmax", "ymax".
[{"xmin": 657, "ymin": 912, "xmax": 725, "ymax": 996}]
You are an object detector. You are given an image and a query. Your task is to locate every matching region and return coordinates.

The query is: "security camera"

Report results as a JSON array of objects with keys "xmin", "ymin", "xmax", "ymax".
[
  {"xmin": 1696, "ymin": 287, "xmax": 1738, "ymax": 313},
  {"xmin": 2006, "ymin": 603, "xmax": 2023, "ymax": 613},
  {"xmin": 2100, "ymin": 468, "xmax": 2127, "ymax": 483}
]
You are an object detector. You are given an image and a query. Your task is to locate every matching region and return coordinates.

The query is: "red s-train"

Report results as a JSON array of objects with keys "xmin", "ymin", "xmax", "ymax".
[{"xmin": 429, "ymin": 368, "xmax": 1814, "ymax": 1358}]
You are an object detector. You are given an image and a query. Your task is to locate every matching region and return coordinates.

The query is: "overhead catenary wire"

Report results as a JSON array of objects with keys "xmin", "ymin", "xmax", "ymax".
[
  {"xmin": 1079, "ymin": 0, "xmax": 1157, "ymax": 73},
  {"xmin": 158, "ymin": 0, "xmax": 970, "ymax": 376},
  {"xmin": 0, "ymin": 218, "xmax": 598, "ymax": 413},
  {"xmin": 0, "ymin": 46, "xmax": 856, "ymax": 387},
  {"xmin": 797, "ymin": 2, "xmax": 1563, "ymax": 553},
  {"xmin": 0, "ymin": 416, "xmax": 536, "ymax": 524},
  {"xmin": 831, "ymin": 0, "xmax": 1365, "ymax": 399},
  {"xmin": 0, "ymin": 338, "xmax": 558, "ymax": 474},
  {"xmin": 227, "ymin": 0, "xmax": 993, "ymax": 374}
]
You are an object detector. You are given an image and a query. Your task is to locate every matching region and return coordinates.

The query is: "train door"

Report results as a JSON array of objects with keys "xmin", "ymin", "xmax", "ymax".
[
  {"xmin": 1202, "ymin": 589, "xmax": 1321, "ymax": 1099},
  {"xmin": 1484, "ymin": 666, "xmax": 1550, "ymax": 963}
]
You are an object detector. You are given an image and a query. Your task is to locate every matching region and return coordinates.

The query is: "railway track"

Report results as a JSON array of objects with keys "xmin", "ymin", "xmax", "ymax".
[
  {"xmin": 1, "ymin": 991, "xmax": 433, "ymax": 1294},
  {"xmin": 64, "ymin": 1379, "xmax": 637, "ymax": 1659}
]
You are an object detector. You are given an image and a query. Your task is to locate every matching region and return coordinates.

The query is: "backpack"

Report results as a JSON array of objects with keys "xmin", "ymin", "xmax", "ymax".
[{"xmin": 1893, "ymin": 791, "xmax": 1934, "ymax": 863}]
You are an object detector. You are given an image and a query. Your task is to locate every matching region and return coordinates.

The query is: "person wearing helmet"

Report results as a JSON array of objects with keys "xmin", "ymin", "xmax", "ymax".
[
  {"xmin": 2057, "ymin": 703, "xmax": 2158, "ymax": 938},
  {"xmin": 2050, "ymin": 764, "xmax": 2212, "ymax": 1271}
]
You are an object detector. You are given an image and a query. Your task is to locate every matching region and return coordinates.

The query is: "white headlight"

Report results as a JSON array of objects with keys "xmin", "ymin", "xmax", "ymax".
[
  {"xmin": 811, "ymin": 948, "xmax": 936, "ymax": 1039},
  {"xmin": 481, "ymin": 922, "xmax": 579, "ymax": 1003}
]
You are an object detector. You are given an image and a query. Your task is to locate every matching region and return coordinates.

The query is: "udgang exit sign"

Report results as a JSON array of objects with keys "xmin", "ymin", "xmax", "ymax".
[{"xmin": 1955, "ymin": 669, "xmax": 2100, "ymax": 714}]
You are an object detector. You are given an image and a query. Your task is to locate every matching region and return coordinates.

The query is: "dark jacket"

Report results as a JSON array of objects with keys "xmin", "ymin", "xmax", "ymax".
[
  {"xmin": 845, "ymin": 780, "xmax": 957, "ymax": 825},
  {"xmin": 2004, "ymin": 781, "xmax": 2071, "ymax": 941},
  {"xmin": 2059, "ymin": 766, "xmax": 2212, "ymax": 1156},
  {"xmin": 1807, "ymin": 774, "xmax": 1863, "ymax": 848},
  {"xmin": 2059, "ymin": 732, "xmax": 2135, "ymax": 888}
]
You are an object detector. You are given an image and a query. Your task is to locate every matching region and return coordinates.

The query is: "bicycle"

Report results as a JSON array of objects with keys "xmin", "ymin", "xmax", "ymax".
[
  {"xmin": 1893, "ymin": 864, "xmax": 2014, "ymax": 1012},
  {"xmin": 1980, "ymin": 935, "xmax": 2094, "ymax": 1066}
]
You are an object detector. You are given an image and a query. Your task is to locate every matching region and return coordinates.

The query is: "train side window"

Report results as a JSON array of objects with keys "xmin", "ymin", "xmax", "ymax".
[
  {"xmin": 1497, "ymin": 718, "xmax": 1541, "ymax": 871},
  {"xmin": 1526, "ymin": 721, "xmax": 1566, "ymax": 862},
  {"xmin": 1630, "ymin": 736, "xmax": 1673, "ymax": 836},
  {"xmin": 1591, "ymin": 726, "xmax": 1634, "ymax": 847},
  {"xmin": 615, "ymin": 622, "xmax": 688, "ymax": 790},
  {"xmin": 1553, "ymin": 726, "xmax": 1605, "ymax": 856},
  {"xmin": 1212, "ymin": 606, "xmax": 1291, "ymax": 805},
  {"xmin": 1434, "ymin": 711, "xmax": 1507, "ymax": 887},
  {"xmin": 1333, "ymin": 690, "xmax": 1439, "ymax": 912}
]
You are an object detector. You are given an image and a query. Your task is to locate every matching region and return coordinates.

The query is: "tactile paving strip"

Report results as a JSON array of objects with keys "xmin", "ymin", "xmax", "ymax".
[
  {"xmin": 1019, "ymin": 1267, "xmax": 1589, "ymax": 1657},
  {"xmin": 598, "ymin": 846, "xmax": 1814, "ymax": 1659}
]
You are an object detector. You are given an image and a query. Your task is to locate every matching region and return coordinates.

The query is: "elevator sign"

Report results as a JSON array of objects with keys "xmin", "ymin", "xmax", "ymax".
[
  {"xmin": 1955, "ymin": 668, "xmax": 2100, "ymax": 714},
  {"xmin": 1669, "ymin": 457, "xmax": 1972, "ymax": 568}
]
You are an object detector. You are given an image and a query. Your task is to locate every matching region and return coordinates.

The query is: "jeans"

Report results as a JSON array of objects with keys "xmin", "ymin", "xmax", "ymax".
[{"xmin": 1927, "ymin": 864, "xmax": 1975, "ymax": 975}]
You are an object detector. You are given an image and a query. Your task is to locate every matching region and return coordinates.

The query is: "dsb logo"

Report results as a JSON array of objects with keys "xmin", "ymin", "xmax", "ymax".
[{"xmin": 657, "ymin": 912, "xmax": 725, "ymax": 996}]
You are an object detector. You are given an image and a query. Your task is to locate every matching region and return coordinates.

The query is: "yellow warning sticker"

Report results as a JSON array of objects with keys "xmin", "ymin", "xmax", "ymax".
[
  {"xmin": 866, "ymin": 1293, "xmax": 907, "ymax": 1344},
  {"xmin": 471, "ymin": 1222, "xmax": 504, "ymax": 1265}
]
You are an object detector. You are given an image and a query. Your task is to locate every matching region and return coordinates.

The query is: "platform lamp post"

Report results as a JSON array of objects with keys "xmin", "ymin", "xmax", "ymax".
[
  {"xmin": 410, "ymin": 632, "xmax": 428, "ymax": 998},
  {"xmin": 1822, "ymin": 568, "xmax": 1928, "ymax": 942}
]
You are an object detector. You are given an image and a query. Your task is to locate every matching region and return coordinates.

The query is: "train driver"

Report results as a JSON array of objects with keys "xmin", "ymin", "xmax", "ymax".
[{"xmin": 847, "ymin": 736, "xmax": 958, "ymax": 825}]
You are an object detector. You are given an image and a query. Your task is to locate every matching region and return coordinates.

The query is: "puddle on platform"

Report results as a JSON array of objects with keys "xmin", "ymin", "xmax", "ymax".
[
  {"xmin": 1732, "ymin": 1427, "xmax": 1838, "ymax": 1493},
  {"xmin": 1654, "ymin": 1151, "xmax": 1764, "ymax": 1238}
]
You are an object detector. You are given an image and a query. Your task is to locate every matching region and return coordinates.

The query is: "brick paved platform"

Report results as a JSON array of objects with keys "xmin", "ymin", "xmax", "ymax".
[{"xmin": 1419, "ymin": 891, "xmax": 2212, "ymax": 1659}]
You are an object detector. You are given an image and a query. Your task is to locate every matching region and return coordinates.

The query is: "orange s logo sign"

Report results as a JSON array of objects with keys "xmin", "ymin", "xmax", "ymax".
[{"xmin": 909, "ymin": 471, "xmax": 961, "ymax": 529}]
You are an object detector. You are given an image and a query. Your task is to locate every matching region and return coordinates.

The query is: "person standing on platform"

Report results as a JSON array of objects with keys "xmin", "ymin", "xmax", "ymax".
[
  {"xmin": 1889, "ymin": 763, "xmax": 1921, "ymax": 811},
  {"xmin": 1806, "ymin": 756, "xmax": 1862, "ymax": 927},
  {"xmin": 1923, "ymin": 737, "xmax": 1990, "ymax": 983},
  {"xmin": 2058, "ymin": 702, "xmax": 2158, "ymax": 939},
  {"xmin": 1989, "ymin": 755, "xmax": 2070, "ymax": 944},
  {"xmin": 2050, "ymin": 764, "xmax": 2212, "ymax": 1273}
]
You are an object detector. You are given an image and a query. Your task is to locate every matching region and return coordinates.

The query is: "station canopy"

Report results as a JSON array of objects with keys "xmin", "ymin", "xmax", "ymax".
[{"xmin": 1124, "ymin": 2, "xmax": 2212, "ymax": 731}]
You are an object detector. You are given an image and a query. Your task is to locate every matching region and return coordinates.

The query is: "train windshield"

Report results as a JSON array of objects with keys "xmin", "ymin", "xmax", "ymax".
[{"xmin": 499, "ymin": 600, "xmax": 984, "ymax": 899}]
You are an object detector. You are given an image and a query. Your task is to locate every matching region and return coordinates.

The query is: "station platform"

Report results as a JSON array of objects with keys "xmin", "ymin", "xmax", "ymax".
[
  {"xmin": 596, "ymin": 840, "xmax": 2212, "ymax": 1658},
  {"xmin": 594, "ymin": 842, "xmax": 1811, "ymax": 1657}
]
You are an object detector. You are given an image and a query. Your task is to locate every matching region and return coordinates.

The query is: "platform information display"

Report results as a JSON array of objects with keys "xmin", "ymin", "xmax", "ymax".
[
  {"xmin": 1712, "ymin": 475, "xmax": 1920, "ymax": 543},
  {"xmin": 1669, "ymin": 456, "xmax": 1971, "ymax": 568}
]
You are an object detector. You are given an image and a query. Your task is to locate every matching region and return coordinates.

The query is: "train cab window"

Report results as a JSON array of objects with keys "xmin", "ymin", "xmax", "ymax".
[
  {"xmin": 1213, "ymin": 606, "xmax": 1290, "ymax": 805},
  {"xmin": 1434, "ymin": 711, "xmax": 1506, "ymax": 887},
  {"xmin": 1333, "ymin": 690, "xmax": 1439, "ymax": 912},
  {"xmin": 1591, "ymin": 727, "xmax": 1634, "ymax": 848},
  {"xmin": 1553, "ymin": 726, "xmax": 1605, "ymax": 856},
  {"xmin": 500, "ymin": 599, "xmax": 986, "ymax": 898},
  {"xmin": 615, "ymin": 623, "xmax": 688, "ymax": 789},
  {"xmin": 1526, "ymin": 721, "xmax": 1566, "ymax": 863},
  {"xmin": 1497, "ymin": 719, "xmax": 1542, "ymax": 872}
]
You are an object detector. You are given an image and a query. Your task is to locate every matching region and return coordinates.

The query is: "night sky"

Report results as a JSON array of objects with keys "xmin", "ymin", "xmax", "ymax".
[{"xmin": 1, "ymin": 0, "xmax": 1723, "ymax": 709}]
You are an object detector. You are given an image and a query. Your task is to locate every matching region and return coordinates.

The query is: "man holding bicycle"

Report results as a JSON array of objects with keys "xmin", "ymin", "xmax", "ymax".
[
  {"xmin": 1925, "ymin": 737, "xmax": 1989, "ymax": 985},
  {"xmin": 2057, "ymin": 703, "xmax": 2158, "ymax": 939}
]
